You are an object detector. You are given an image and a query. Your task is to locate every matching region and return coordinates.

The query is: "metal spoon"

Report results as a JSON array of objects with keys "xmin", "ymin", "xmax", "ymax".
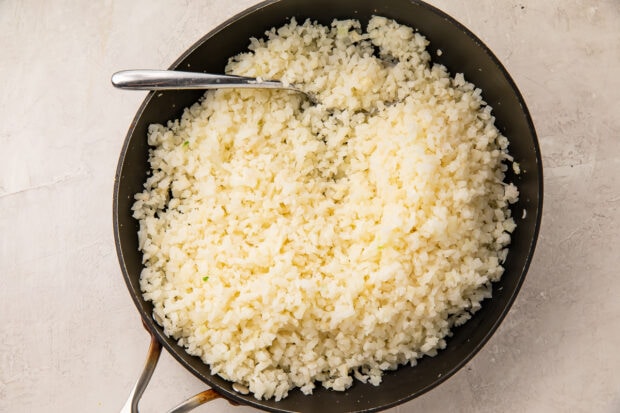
[{"xmin": 111, "ymin": 69, "xmax": 316, "ymax": 103}]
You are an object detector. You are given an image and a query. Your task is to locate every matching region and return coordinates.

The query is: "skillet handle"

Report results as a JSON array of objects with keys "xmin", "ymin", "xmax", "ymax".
[{"xmin": 120, "ymin": 322, "xmax": 224, "ymax": 413}]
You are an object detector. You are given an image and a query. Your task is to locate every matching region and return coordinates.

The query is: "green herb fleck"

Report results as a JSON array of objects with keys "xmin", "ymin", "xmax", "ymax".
[
  {"xmin": 202, "ymin": 276, "xmax": 209, "ymax": 281},
  {"xmin": 183, "ymin": 140, "xmax": 190, "ymax": 148}
]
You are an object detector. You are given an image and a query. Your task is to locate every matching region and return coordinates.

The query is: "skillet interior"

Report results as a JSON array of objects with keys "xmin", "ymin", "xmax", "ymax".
[{"xmin": 114, "ymin": 0, "xmax": 542, "ymax": 411}]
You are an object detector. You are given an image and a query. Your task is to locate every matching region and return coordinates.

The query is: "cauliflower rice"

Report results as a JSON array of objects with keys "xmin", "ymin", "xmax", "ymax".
[{"xmin": 133, "ymin": 16, "xmax": 519, "ymax": 401}]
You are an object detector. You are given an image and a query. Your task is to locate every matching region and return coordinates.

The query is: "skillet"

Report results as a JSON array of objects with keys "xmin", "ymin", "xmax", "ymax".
[{"xmin": 114, "ymin": 0, "xmax": 543, "ymax": 411}]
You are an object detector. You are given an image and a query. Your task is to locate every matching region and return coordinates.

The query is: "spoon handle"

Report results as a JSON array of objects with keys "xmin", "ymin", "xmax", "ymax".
[{"xmin": 111, "ymin": 69, "xmax": 288, "ymax": 91}]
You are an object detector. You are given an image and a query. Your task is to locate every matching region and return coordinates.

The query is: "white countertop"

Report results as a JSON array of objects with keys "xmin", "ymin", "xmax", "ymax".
[{"xmin": 1, "ymin": 1, "xmax": 619, "ymax": 412}]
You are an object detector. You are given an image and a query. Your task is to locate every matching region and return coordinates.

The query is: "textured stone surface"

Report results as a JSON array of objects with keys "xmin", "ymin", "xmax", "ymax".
[{"xmin": 1, "ymin": 1, "xmax": 618, "ymax": 412}]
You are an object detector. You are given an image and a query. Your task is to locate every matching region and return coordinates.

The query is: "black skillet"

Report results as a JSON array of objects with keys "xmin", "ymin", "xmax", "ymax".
[{"xmin": 113, "ymin": 0, "xmax": 543, "ymax": 411}]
